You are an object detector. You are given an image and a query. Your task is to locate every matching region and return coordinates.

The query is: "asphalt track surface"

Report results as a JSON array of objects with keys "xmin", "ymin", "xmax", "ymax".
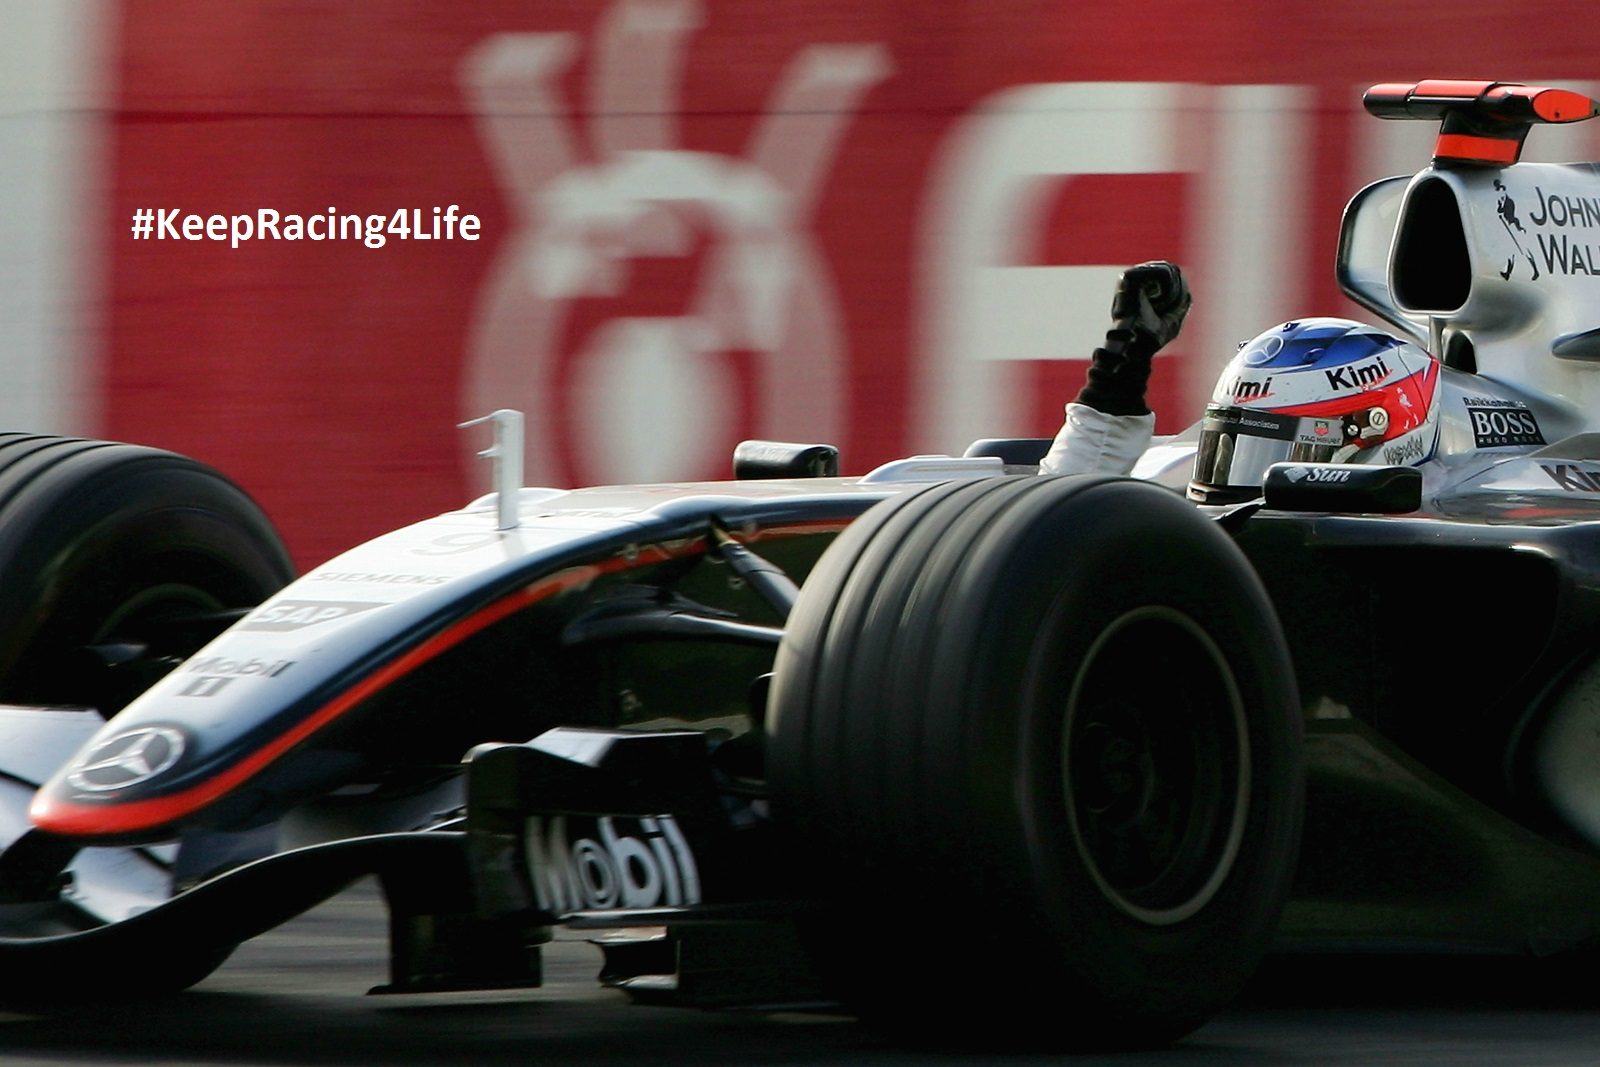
[{"xmin": 1, "ymin": 882, "xmax": 1599, "ymax": 1065}]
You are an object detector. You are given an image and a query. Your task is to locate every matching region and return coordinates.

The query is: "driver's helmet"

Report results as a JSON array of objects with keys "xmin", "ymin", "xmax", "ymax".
[{"xmin": 1189, "ymin": 318, "xmax": 1440, "ymax": 504}]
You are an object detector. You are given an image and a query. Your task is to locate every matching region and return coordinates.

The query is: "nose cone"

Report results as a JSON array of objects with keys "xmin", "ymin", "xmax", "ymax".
[{"xmin": 29, "ymin": 721, "xmax": 222, "ymax": 842}]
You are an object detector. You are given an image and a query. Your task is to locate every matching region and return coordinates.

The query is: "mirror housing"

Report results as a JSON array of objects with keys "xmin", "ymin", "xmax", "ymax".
[
  {"xmin": 733, "ymin": 440, "xmax": 839, "ymax": 479},
  {"xmin": 1263, "ymin": 462, "xmax": 1423, "ymax": 513}
]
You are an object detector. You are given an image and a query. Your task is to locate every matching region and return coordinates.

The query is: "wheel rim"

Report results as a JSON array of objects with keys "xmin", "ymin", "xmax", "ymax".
[
  {"xmin": 1063, "ymin": 606, "xmax": 1250, "ymax": 926},
  {"xmin": 40, "ymin": 581, "xmax": 230, "ymax": 717},
  {"xmin": 92, "ymin": 582, "xmax": 224, "ymax": 642}
]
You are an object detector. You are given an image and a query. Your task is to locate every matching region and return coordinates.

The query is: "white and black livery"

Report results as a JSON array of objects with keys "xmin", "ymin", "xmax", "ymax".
[{"xmin": 1, "ymin": 79, "xmax": 1599, "ymax": 1050}]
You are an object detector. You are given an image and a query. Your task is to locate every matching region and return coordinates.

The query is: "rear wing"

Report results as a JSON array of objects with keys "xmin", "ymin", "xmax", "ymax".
[
  {"xmin": 1339, "ymin": 80, "xmax": 1600, "ymax": 407},
  {"xmin": 1363, "ymin": 80, "xmax": 1599, "ymax": 167}
]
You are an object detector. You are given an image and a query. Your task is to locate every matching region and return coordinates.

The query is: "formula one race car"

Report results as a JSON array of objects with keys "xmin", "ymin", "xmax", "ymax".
[{"xmin": 4, "ymin": 79, "xmax": 1600, "ymax": 1049}]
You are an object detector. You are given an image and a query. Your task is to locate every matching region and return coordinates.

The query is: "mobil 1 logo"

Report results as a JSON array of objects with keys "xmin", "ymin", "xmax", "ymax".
[
  {"xmin": 1464, "ymin": 398, "xmax": 1545, "ymax": 448},
  {"xmin": 177, "ymin": 654, "xmax": 293, "ymax": 697},
  {"xmin": 525, "ymin": 814, "xmax": 701, "ymax": 913}
]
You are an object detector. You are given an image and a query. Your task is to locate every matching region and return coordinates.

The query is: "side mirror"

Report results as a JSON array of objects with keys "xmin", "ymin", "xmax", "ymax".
[
  {"xmin": 733, "ymin": 440, "xmax": 839, "ymax": 479},
  {"xmin": 1262, "ymin": 462, "xmax": 1422, "ymax": 513}
]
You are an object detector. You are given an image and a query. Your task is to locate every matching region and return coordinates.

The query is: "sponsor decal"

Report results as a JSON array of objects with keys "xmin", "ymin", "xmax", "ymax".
[
  {"xmin": 1463, "ymin": 398, "xmax": 1544, "ymax": 448},
  {"xmin": 1495, "ymin": 180, "xmax": 1600, "ymax": 281},
  {"xmin": 308, "ymin": 571, "xmax": 449, "ymax": 586},
  {"xmin": 1495, "ymin": 179, "xmax": 1540, "ymax": 281},
  {"xmin": 1284, "ymin": 465, "xmax": 1351, "ymax": 484},
  {"xmin": 1205, "ymin": 406, "xmax": 1295, "ymax": 441},
  {"xmin": 185, "ymin": 656, "xmax": 293, "ymax": 677},
  {"xmin": 413, "ymin": 532, "xmax": 505, "ymax": 557},
  {"xmin": 1382, "ymin": 434, "xmax": 1425, "ymax": 466},
  {"xmin": 1535, "ymin": 232, "xmax": 1600, "ymax": 277},
  {"xmin": 179, "ymin": 676, "xmax": 233, "ymax": 698},
  {"xmin": 1527, "ymin": 187, "xmax": 1600, "ymax": 230},
  {"xmin": 67, "ymin": 726, "xmax": 186, "ymax": 792},
  {"xmin": 1323, "ymin": 355, "xmax": 1389, "ymax": 391},
  {"xmin": 1241, "ymin": 332, "xmax": 1287, "ymax": 366},
  {"xmin": 525, "ymin": 814, "xmax": 701, "ymax": 912},
  {"xmin": 1292, "ymin": 417, "xmax": 1341, "ymax": 449},
  {"xmin": 1541, "ymin": 463, "xmax": 1600, "ymax": 493},
  {"xmin": 240, "ymin": 599, "xmax": 384, "ymax": 632},
  {"xmin": 178, "ymin": 655, "xmax": 294, "ymax": 698},
  {"xmin": 1221, "ymin": 375, "xmax": 1273, "ymax": 401}
]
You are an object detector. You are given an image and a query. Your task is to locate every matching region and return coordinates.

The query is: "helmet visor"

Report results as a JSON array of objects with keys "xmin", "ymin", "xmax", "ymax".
[{"xmin": 1192, "ymin": 407, "xmax": 1344, "ymax": 501}]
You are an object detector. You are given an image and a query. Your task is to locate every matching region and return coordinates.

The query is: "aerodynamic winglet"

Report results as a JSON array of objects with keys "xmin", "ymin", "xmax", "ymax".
[{"xmin": 1363, "ymin": 80, "xmax": 1600, "ymax": 167}]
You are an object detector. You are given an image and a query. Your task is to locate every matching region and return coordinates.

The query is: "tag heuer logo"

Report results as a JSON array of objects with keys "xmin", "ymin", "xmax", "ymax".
[{"xmin": 66, "ymin": 726, "xmax": 185, "ymax": 792}]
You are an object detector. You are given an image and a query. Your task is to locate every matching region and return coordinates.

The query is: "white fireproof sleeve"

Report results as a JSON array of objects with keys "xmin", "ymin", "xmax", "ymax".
[{"xmin": 1038, "ymin": 402, "xmax": 1156, "ymax": 477}]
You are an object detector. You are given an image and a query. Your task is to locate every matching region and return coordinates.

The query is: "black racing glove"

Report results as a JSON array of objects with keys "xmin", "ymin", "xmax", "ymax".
[
  {"xmin": 1111, "ymin": 260, "xmax": 1191, "ymax": 351},
  {"xmin": 1074, "ymin": 261, "xmax": 1192, "ymax": 416}
]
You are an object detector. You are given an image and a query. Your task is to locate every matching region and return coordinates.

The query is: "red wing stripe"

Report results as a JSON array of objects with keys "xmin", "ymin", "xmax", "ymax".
[{"xmin": 1434, "ymin": 133, "xmax": 1520, "ymax": 165}]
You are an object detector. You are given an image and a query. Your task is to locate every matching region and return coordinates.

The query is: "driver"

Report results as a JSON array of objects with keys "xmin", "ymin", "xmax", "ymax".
[
  {"xmin": 1188, "ymin": 319, "xmax": 1440, "ymax": 503},
  {"xmin": 1042, "ymin": 264, "xmax": 1443, "ymax": 499}
]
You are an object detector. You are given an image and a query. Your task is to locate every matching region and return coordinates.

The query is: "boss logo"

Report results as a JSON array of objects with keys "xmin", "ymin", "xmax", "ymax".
[{"xmin": 1465, "ymin": 401, "xmax": 1544, "ymax": 448}]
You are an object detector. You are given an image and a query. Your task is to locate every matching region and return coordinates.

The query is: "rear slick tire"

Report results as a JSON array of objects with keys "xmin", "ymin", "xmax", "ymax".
[{"xmin": 767, "ymin": 475, "xmax": 1303, "ymax": 1049}]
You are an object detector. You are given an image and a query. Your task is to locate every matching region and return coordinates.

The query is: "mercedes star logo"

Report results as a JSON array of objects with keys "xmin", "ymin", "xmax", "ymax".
[{"xmin": 66, "ymin": 726, "xmax": 186, "ymax": 792}]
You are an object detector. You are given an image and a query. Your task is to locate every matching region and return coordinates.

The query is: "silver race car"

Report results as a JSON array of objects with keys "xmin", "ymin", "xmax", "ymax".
[{"xmin": 0, "ymin": 78, "xmax": 1598, "ymax": 1049}]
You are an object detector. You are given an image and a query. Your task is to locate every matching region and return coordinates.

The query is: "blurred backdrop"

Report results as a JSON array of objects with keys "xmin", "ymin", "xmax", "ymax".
[{"xmin": 4, "ymin": 0, "xmax": 1600, "ymax": 565}]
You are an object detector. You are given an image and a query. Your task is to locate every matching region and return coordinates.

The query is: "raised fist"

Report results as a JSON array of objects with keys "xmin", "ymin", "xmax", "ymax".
[{"xmin": 1110, "ymin": 260, "xmax": 1192, "ymax": 352}]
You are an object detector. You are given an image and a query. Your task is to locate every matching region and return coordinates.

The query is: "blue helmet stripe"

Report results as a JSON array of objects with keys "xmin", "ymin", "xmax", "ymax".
[{"xmin": 1246, "ymin": 325, "xmax": 1407, "ymax": 369}]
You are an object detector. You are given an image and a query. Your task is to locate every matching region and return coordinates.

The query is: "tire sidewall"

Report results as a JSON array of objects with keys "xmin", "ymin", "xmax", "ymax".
[
  {"xmin": 0, "ymin": 447, "xmax": 292, "ymax": 706},
  {"xmin": 769, "ymin": 477, "xmax": 1303, "ymax": 1039},
  {"xmin": 968, "ymin": 484, "xmax": 1301, "ymax": 1020}
]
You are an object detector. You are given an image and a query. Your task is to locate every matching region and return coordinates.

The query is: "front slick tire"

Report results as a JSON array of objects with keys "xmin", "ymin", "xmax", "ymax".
[
  {"xmin": 767, "ymin": 475, "xmax": 1303, "ymax": 1049},
  {"xmin": 0, "ymin": 434, "xmax": 293, "ymax": 715}
]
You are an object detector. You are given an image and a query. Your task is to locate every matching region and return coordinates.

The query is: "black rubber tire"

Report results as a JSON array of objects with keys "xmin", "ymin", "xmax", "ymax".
[
  {"xmin": 767, "ymin": 475, "xmax": 1303, "ymax": 1048},
  {"xmin": 0, "ymin": 433, "xmax": 293, "ymax": 715},
  {"xmin": 0, "ymin": 433, "xmax": 292, "ymax": 996}
]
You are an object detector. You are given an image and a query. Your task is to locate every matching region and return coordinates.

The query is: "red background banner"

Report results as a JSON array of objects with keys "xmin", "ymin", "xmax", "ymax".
[{"xmin": 102, "ymin": 1, "xmax": 1600, "ymax": 565}]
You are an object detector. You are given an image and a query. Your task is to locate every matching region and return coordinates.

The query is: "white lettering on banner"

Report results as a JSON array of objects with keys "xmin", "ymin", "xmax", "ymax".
[
  {"xmin": 525, "ymin": 814, "xmax": 702, "ymax": 912},
  {"xmin": 461, "ymin": 0, "xmax": 890, "ymax": 486},
  {"xmin": 918, "ymin": 82, "xmax": 1185, "ymax": 454}
]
